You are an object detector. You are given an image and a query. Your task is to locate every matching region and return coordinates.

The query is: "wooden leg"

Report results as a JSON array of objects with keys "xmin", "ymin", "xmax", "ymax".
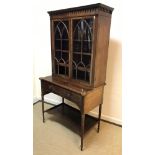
[
  {"xmin": 41, "ymin": 95, "xmax": 45, "ymax": 123},
  {"xmin": 81, "ymin": 113, "xmax": 85, "ymax": 151},
  {"xmin": 97, "ymin": 104, "xmax": 102, "ymax": 133},
  {"xmin": 62, "ymin": 97, "xmax": 64, "ymax": 103},
  {"xmin": 62, "ymin": 97, "xmax": 64, "ymax": 114}
]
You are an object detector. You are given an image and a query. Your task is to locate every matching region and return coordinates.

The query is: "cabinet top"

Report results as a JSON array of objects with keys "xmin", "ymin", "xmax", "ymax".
[{"xmin": 47, "ymin": 3, "xmax": 114, "ymax": 16}]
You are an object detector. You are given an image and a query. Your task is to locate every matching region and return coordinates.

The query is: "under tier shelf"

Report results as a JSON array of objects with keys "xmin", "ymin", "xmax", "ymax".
[{"xmin": 45, "ymin": 103, "xmax": 99, "ymax": 135}]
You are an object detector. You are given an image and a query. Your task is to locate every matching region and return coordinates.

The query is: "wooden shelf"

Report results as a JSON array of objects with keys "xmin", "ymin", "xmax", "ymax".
[
  {"xmin": 73, "ymin": 39, "xmax": 92, "ymax": 42},
  {"xmin": 55, "ymin": 50, "xmax": 69, "ymax": 53},
  {"xmin": 45, "ymin": 103, "xmax": 98, "ymax": 135},
  {"xmin": 73, "ymin": 52, "xmax": 91, "ymax": 56},
  {"xmin": 62, "ymin": 50, "xmax": 69, "ymax": 53},
  {"xmin": 55, "ymin": 39, "xmax": 69, "ymax": 41},
  {"xmin": 59, "ymin": 63, "xmax": 69, "ymax": 67},
  {"xmin": 58, "ymin": 63, "xmax": 90, "ymax": 72},
  {"xmin": 73, "ymin": 66, "xmax": 90, "ymax": 72}
]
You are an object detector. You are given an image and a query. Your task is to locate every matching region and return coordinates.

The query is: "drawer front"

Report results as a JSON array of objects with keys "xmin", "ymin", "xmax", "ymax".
[{"xmin": 41, "ymin": 80, "xmax": 83, "ymax": 105}]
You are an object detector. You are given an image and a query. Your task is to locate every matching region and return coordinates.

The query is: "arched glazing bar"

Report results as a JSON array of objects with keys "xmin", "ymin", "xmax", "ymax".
[
  {"xmin": 54, "ymin": 20, "xmax": 69, "ymax": 76},
  {"xmin": 72, "ymin": 18, "xmax": 93, "ymax": 82}
]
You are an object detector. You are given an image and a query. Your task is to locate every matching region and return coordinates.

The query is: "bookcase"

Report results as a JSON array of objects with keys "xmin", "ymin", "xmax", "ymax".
[{"xmin": 40, "ymin": 3, "xmax": 114, "ymax": 150}]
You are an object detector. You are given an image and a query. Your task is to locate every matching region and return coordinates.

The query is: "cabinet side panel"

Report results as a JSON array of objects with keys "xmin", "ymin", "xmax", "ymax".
[
  {"xmin": 84, "ymin": 86, "xmax": 103, "ymax": 113},
  {"xmin": 94, "ymin": 15, "xmax": 112, "ymax": 87}
]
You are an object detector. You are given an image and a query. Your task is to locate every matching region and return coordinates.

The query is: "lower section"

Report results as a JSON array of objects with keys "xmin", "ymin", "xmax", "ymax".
[
  {"xmin": 45, "ymin": 103, "xmax": 98, "ymax": 135},
  {"xmin": 35, "ymin": 96, "xmax": 122, "ymax": 125}
]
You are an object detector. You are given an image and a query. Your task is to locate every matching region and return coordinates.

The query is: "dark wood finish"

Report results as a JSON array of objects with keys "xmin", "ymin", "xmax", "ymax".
[
  {"xmin": 44, "ymin": 103, "xmax": 63, "ymax": 113},
  {"xmin": 48, "ymin": 3, "xmax": 113, "ymax": 16},
  {"xmin": 40, "ymin": 76, "xmax": 105, "ymax": 113},
  {"xmin": 83, "ymin": 86, "xmax": 103, "ymax": 113},
  {"xmin": 48, "ymin": 3, "xmax": 113, "ymax": 88},
  {"xmin": 97, "ymin": 104, "xmax": 102, "ymax": 133},
  {"xmin": 40, "ymin": 75, "xmax": 104, "ymax": 149},
  {"xmin": 44, "ymin": 103, "xmax": 98, "ymax": 134},
  {"xmin": 94, "ymin": 15, "xmax": 112, "ymax": 87},
  {"xmin": 62, "ymin": 97, "xmax": 64, "ymax": 114},
  {"xmin": 81, "ymin": 113, "xmax": 85, "ymax": 151},
  {"xmin": 39, "ymin": 76, "xmax": 92, "ymax": 94},
  {"xmin": 39, "ymin": 3, "xmax": 114, "ymax": 150}
]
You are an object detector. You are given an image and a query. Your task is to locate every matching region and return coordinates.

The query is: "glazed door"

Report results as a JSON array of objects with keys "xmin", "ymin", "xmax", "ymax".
[
  {"xmin": 53, "ymin": 19, "xmax": 70, "ymax": 77},
  {"xmin": 72, "ymin": 17, "xmax": 94, "ymax": 83}
]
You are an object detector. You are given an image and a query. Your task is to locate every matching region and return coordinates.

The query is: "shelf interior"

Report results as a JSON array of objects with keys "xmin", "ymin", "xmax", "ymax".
[{"xmin": 45, "ymin": 103, "xmax": 98, "ymax": 136}]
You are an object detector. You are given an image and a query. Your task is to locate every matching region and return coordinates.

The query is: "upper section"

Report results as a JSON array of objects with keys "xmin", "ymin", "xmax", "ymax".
[{"xmin": 48, "ymin": 3, "xmax": 114, "ymax": 16}]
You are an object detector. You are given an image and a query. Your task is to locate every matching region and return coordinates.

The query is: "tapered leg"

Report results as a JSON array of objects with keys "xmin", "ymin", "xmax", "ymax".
[
  {"xmin": 62, "ymin": 97, "xmax": 64, "ymax": 114},
  {"xmin": 41, "ymin": 95, "xmax": 45, "ymax": 123},
  {"xmin": 81, "ymin": 114, "xmax": 85, "ymax": 151},
  {"xmin": 97, "ymin": 104, "xmax": 102, "ymax": 133}
]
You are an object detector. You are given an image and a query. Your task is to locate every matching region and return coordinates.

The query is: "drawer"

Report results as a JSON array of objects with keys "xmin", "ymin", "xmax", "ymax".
[{"xmin": 41, "ymin": 80, "xmax": 83, "ymax": 105}]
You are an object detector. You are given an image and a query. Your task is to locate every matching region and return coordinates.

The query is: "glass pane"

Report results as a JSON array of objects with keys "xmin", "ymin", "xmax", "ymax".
[
  {"xmin": 62, "ymin": 40, "xmax": 68, "ymax": 50},
  {"xmin": 86, "ymin": 72, "xmax": 90, "ymax": 82},
  {"xmin": 66, "ymin": 67, "xmax": 69, "ymax": 75},
  {"xmin": 83, "ymin": 40, "xmax": 92, "ymax": 53},
  {"xmin": 55, "ymin": 50, "xmax": 61, "ymax": 60},
  {"xmin": 55, "ymin": 40, "xmax": 61, "ymax": 50},
  {"xmin": 72, "ymin": 18, "xmax": 93, "ymax": 82},
  {"xmin": 83, "ymin": 18, "xmax": 93, "ymax": 40},
  {"xmin": 82, "ymin": 55, "xmax": 91, "ymax": 66},
  {"xmin": 62, "ymin": 29, "xmax": 68, "ymax": 39},
  {"xmin": 77, "ymin": 70, "xmax": 86, "ymax": 81},
  {"xmin": 59, "ymin": 66, "xmax": 65, "ymax": 75},
  {"xmin": 73, "ymin": 53, "xmax": 81, "ymax": 64},
  {"xmin": 58, "ymin": 66, "xmax": 69, "ymax": 76},
  {"xmin": 55, "ymin": 60, "xmax": 58, "ymax": 74},
  {"xmin": 73, "ymin": 20, "xmax": 81, "ymax": 40},
  {"xmin": 73, "ymin": 69, "xmax": 77, "ymax": 79},
  {"xmin": 62, "ymin": 52, "xmax": 68, "ymax": 62},
  {"xmin": 55, "ymin": 29, "xmax": 61, "ymax": 39},
  {"xmin": 54, "ymin": 20, "xmax": 69, "ymax": 76},
  {"xmin": 73, "ymin": 40, "xmax": 81, "ymax": 52},
  {"xmin": 83, "ymin": 29, "xmax": 92, "ymax": 41}
]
